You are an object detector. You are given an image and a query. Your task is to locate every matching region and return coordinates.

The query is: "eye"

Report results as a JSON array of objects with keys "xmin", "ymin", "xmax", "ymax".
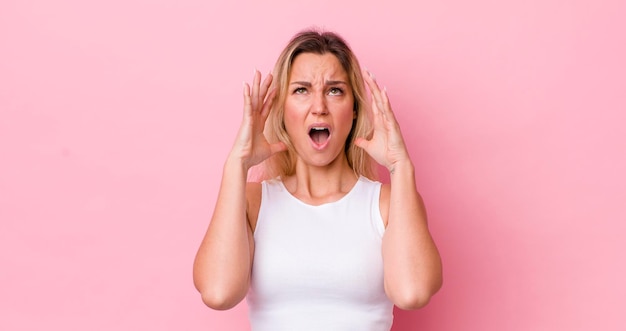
[
  {"xmin": 293, "ymin": 87, "xmax": 307, "ymax": 94},
  {"xmin": 328, "ymin": 87, "xmax": 343, "ymax": 96}
]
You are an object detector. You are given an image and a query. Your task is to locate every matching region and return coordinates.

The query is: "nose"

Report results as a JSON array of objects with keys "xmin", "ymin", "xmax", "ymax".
[{"xmin": 311, "ymin": 93, "xmax": 328, "ymax": 115}]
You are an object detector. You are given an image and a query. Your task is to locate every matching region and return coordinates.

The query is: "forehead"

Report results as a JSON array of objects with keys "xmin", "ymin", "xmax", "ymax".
[{"xmin": 289, "ymin": 52, "xmax": 348, "ymax": 81}]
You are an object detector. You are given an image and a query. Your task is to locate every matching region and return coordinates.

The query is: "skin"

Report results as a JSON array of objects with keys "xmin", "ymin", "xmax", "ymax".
[
  {"xmin": 193, "ymin": 53, "xmax": 442, "ymax": 311},
  {"xmin": 280, "ymin": 53, "xmax": 359, "ymax": 206}
]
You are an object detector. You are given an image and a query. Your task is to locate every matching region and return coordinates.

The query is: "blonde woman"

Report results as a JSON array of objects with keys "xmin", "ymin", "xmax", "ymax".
[{"xmin": 193, "ymin": 29, "xmax": 442, "ymax": 331}]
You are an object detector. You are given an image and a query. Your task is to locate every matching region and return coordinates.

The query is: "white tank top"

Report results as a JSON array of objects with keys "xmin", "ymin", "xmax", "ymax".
[{"xmin": 247, "ymin": 176, "xmax": 394, "ymax": 331}]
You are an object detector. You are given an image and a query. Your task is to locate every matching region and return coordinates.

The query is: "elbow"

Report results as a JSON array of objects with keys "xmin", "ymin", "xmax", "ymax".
[
  {"xmin": 193, "ymin": 268, "xmax": 248, "ymax": 310},
  {"xmin": 393, "ymin": 291, "xmax": 433, "ymax": 310},
  {"xmin": 199, "ymin": 290, "xmax": 243, "ymax": 310},
  {"xmin": 194, "ymin": 271, "xmax": 250, "ymax": 310},
  {"xmin": 195, "ymin": 278, "xmax": 246, "ymax": 311},
  {"xmin": 389, "ymin": 278, "xmax": 443, "ymax": 310}
]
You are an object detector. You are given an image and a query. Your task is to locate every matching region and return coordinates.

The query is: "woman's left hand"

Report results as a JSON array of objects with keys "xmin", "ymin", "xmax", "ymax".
[{"xmin": 355, "ymin": 69, "xmax": 411, "ymax": 173}]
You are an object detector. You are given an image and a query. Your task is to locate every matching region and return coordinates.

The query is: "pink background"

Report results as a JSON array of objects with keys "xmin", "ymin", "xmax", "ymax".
[{"xmin": 1, "ymin": 0, "xmax": 625, "ymax": 330}]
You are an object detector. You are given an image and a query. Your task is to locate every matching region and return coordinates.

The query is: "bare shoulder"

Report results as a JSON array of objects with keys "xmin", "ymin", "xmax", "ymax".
[
  {"xmin": 246, "ymin": 182, "xmax": 263, "ymax": 232},
  {"xmin": 379, "ymin": 183, "xmax": 391, "ymax": 228}
]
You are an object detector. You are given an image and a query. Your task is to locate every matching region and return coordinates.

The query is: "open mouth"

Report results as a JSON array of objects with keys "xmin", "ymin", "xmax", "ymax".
[{"xmin": 309, "ymin": 127, "xmax": 330, "ymax": 144}]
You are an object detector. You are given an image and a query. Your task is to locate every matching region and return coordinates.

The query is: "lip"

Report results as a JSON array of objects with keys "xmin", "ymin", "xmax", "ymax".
[{"xmin": 307, "ymin": 122, "xmax": 332, "ymax": 150}]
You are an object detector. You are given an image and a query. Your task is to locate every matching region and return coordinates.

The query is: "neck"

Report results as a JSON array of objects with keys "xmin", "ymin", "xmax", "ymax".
[{"xmin": 283, "ymin": 155, "xmax": 358, "ymax": 204}]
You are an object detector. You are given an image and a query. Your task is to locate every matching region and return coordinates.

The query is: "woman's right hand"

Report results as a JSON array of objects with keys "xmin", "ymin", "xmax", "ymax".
[{"xmin": 231, "ymin": 70, "xmax": 287, "ymax": 170}]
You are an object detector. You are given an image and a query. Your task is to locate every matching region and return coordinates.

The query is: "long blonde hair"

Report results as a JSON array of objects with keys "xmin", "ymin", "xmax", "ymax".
[{"xmin": 259, "ymin": 29, "xmax": 376, "ymax": 180}]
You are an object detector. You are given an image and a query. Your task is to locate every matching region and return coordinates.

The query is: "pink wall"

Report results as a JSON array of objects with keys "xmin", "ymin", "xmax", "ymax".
[{"xmin": 1, "ymin": 0, "xmax": 625, "ymax": 330}]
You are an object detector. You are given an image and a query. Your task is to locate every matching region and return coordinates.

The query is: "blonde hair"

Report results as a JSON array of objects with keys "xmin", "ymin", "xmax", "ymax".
[{"xmin": 259, "ymin": 29, "xmax": 376, "ymax": 180}]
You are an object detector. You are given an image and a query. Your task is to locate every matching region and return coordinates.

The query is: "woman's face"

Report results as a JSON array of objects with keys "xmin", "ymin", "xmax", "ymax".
[{"xmin": 284, "ymin": 52, "xmax": 355, "ymax": 167}]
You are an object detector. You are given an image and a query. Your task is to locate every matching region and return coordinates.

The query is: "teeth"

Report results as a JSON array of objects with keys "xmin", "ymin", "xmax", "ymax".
[{"xmin": 311, "ymin": 127, "xmax": 327, "ymax": 131}]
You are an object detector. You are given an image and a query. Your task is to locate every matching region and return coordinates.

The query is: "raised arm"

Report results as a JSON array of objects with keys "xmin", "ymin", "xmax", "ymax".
[
  {"xmin": 193, "ymin": 70, "xmax": 286, "ymax": 310},
  {"xmin": 355, "ymin": 70, "xmax": 443, "ymax": 310}
]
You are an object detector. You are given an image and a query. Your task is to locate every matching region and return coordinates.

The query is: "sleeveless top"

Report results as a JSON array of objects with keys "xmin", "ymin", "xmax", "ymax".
[{"xmin": 247, "ymin": 176, "xmax": 394, "ymax": 331}]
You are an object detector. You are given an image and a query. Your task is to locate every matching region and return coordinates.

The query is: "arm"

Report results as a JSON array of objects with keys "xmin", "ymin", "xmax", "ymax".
[
  {"xmin": 192, "ymin": 71, "xmax": 285, "ymax": 310},
  {"xmin": 356, "ymin": 70, "xmax": 443, "ymax": 310},
  {"xmin": 192, "ymin": 158, "xmax": 252, "ymax": 310},
  {"xmin": 381, "ymin": 163, "xmax": 442, "ymax": 309}
]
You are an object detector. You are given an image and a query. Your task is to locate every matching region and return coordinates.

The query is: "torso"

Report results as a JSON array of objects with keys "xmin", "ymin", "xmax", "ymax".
[{"xmin": 246, "ymin": 176, "xmax": 394, "ymax": 331}]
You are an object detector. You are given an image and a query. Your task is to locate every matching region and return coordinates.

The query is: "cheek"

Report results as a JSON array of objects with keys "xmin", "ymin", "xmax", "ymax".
[
  {"xmin": 282, "ymin": 102, "xmax": 303, "ymax": 134},
  {"xmin": 334, "ymin": 101, "xmax": 356, "ymax": 130}
]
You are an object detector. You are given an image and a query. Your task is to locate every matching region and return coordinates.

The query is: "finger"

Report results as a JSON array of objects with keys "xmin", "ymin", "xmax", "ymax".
[
  {"xmin": 380, "ymin": 88, "xmax": 400, "ymax": 129},
  {"xmin": 269, "ymin": 141, "xmax": 287, "ymax": 155},
  {"xmin": 370, "ymin": 99, "xmax": 385, "ymax": 129},
  {"xmin": 260, "ymin": 73, "xmax": 273, "ymax": 101},
  {"xmin": 361, "ymin": 69, "xmax": 378, "ymax": 118},
  {"xmin": 354, "ymin": 137, "xmax": 370, "ymax": 151},
  {"xmin": 260, "ymin": 88, "xmax": 277, "ymax": 118},
  {"xmin": 366, "ymin": 81, "xmax": 388, "ymax": 134},
  {"xmin": 251, "ymin": 69, "xmax": 261, "ymax": 110},
  {"xmin": 362, "ymin": 68, "xmax": 384, "ymax": 108},
  {"xmin": 379, "ymin": 87, "xmax": 391, "ymax": 119},
  {"xmin": 243, "ymin": 82, "xmax": 252, "ymax": 115},
  {"xmin": 363, "ymin": 69, "xmax": 391, "ymax": 131}
]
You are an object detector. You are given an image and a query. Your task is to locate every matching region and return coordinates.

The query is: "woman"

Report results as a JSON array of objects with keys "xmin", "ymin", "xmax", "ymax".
[{"xmin": 193, "ymin": 29, "xmax": 442, "ymax": 331}]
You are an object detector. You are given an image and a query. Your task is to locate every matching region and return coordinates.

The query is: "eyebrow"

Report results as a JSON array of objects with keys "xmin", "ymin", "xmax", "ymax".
[{"xmin": 290, "ymin": 80, "xmax": 348, "ymax": 86}]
